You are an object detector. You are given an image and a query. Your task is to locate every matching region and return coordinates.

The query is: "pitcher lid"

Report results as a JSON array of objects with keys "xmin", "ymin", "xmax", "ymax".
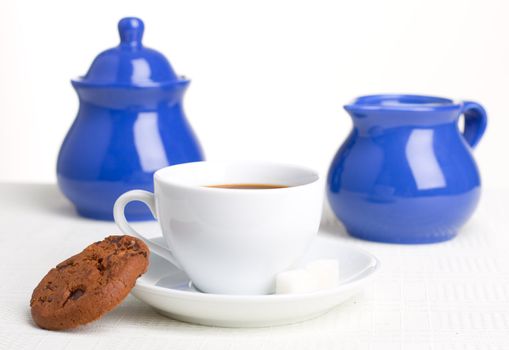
[{"xmin": 73, "ymin": 17, "xmax": 183, "ymax": 87}]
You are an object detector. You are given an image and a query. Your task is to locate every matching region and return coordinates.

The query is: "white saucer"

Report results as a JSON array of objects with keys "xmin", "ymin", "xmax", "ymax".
[{"xmin": 131, "ymin": 234, "xmax": 379, "ymax": 327}]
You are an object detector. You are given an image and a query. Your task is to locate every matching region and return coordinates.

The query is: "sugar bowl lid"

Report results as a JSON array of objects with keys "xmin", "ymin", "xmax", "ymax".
[{"xmin": 73, "ymin": 17, "xmax": 182, "ymax": 87}]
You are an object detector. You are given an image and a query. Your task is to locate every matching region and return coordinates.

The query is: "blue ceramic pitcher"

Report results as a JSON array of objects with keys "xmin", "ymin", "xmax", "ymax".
[
  {"xmin": 57, "ymin": 18, "xmax": 204, "ymax": 220},
  {"xmin": 327, "ymin": 94, "xmax": 487, "ymax": 243}
]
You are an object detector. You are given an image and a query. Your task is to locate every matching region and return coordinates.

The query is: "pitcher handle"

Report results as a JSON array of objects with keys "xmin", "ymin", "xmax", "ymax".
[
  {"xmin": 460, "ymin": 101, "xmax": 487, "ymax": 148},
  {"xmin": 113, "ymin": 190, "xmax": 183, "ymax": 269}
]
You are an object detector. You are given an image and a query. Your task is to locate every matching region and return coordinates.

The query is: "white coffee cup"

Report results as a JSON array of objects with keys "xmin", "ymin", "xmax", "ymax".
[{"xmin": 113, "ymin": 161, "xmax": 323, "ymax": 295}]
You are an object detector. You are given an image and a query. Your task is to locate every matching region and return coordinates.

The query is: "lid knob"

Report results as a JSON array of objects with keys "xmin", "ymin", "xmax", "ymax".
[{"xmin": 118, "ymin": 17, "xmax": 144, "ymax": 48}]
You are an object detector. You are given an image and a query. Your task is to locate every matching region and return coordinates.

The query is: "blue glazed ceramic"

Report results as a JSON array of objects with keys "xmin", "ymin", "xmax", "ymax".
[
  {"xmin": 57, "ymin": 17, "xmax": 204, "ymax": 221},
  {"xmin": 327, "ymin": 94, "xmax": 487, "ymax": 244}
]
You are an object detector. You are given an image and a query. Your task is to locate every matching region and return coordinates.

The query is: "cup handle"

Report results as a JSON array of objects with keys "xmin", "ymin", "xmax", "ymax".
[
  {"xmin": 460, "ymin": 101, "xmax": 487, "ymax": 149},
  {"xmin": 113, "ymin": 190, "xmax": 182, "ymax": 269}
]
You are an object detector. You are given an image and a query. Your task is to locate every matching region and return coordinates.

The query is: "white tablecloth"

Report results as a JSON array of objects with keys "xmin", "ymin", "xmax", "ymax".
[{"xmin": 1, "ymin": 183, "xmax": 508, "ymax": 349}]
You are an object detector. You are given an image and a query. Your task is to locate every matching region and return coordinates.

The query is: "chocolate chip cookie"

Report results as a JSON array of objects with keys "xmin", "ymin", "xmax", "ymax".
[{"xmin": 30, "ymin": 235, "xmax": 149, "ymax": 330}]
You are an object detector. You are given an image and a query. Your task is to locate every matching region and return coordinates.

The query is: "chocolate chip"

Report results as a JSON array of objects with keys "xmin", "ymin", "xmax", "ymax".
[
  {"xmin": 70, "ymin": 288, "xmax": 85, "ymax": 300},
  {"xmin": 97, "ymin": 258, "xmax": 106, "ymax": 272},
  {"xmin": 63, "ymin": 287, "xmax": 86, "ymax": 306},
  {"xmin": 45, "ymin": 283, "xmax": 56, "ymax": 291},
  {"xmin": 109, "ymin": 236, "xmax": 122, "ymax": 244},
  {"xmin": 57, "ymin": 260, "xmax": 74, "ymax": 270}
]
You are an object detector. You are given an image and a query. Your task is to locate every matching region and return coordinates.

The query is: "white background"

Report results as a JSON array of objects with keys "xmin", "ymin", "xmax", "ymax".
[{"xmin": 1, "ymin": 0, "xmax": 508, "ymax": 188}]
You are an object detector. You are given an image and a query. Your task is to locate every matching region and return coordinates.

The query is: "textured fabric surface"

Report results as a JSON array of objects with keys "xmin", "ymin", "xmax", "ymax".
[{"xmin": 1, "ymin": 184, "xmax": 508, "ymax": 349}]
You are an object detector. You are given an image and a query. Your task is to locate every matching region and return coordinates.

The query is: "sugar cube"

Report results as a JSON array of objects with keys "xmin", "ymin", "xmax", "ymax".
[
  {"xmin": 275, "ymin": 259, "xmax": 340, "ymax": 294},
  {"xmin": 275, "ymin": 268, "xmax": 318, "ymax": 294},
  {"xmin": 306, "ymin": 259, "xmax": 339, "ymax": 289}
]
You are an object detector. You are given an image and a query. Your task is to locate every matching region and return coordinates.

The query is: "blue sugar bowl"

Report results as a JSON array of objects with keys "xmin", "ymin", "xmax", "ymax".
[
  {"xmin": 327, "ymin": 94, "xmax": 487, "ymax": 244},
  {"xmin": 57, "ymin": 17, "xmax": 204, "ymax": 221}
]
